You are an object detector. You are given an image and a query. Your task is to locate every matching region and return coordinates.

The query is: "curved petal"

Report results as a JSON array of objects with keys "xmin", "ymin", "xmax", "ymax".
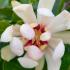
[
  {"xmin": 1, "ymin": 45, "xmax": 16, "ymax": 62},
  {"xmin": 48, "ymin": 10, "xmax": 70, "ymax": 33},
  {"xmin": 0, "ymin": 25, "xmax": 13, "ymax": 42},
  {"xmin": 13, "ymin": 24, "xmax": 20, "ymax": 37},
  {"xmin": 53, "ymin": 31, "xmax": 70, "ymax": 44},
  {"xmin": 37, "ymin": 8, "xmax": 54, "ymax": 24},
  {"xmin": 10, "ymin": 37, "xmax": 24, "ymax": 56},
  {"xmin": 12, "ymin": 2, "xmax": 37, "ymax": 23},
  {"xmin": 38, "ymin": 0, "xmax": 55, "ymax": 10},
  {"xmin": 48, "ymin": 38, "xmax": 65, "ymax": 60},
  {"xmin": 35, "ymin": 57, "xmax": 45, "ymax": 70},
  {"xmin": 20, "ymin": 24, "xmax": 35, "ymax": 40},
  {"xmin": 27, "ymin": 45, "xmax": 44, "ymax": 60},
  {"xmin": 37, "ymin": 8, "xmax": 54, "ymax": 17},
  {"xmin": 45, "ymin": 47, "xmax": 61, "ymax": 70},
  {"xmin": 40, "ymin": 31, "xmax": 51, "ymax": 41},
  {"xmin": 11, "ymin": 0, "xmax": 21, "ymax": 8},
  {"xmin": 18, "ymin": 56, "xmax": 38, "ymax": 68}
]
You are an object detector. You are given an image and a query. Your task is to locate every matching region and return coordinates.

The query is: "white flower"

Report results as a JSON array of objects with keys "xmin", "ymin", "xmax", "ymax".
[{"xmin": 0, "ymin": 0, "xmax": 70, "ymax": 70}]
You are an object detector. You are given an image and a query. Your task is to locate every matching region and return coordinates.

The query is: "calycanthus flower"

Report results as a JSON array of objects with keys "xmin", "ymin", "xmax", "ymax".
[{"xmin": 0, "ymin": 0, "xmax": 70, "ymax": 70}]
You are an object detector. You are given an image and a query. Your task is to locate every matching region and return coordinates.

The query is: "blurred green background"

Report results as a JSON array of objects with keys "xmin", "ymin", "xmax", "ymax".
[{"xmin": 0, "ymin": 0, "xmax": 70, "ymax": 70}]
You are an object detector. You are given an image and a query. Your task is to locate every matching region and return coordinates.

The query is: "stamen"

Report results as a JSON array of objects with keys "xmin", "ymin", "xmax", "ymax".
[
  {"xmin": 40, "ymin": 45, "xmax": 47, "ymax": 51},
  {"xmin": 30, "ymin": 23, "xmax": 38, "ymax": 28},
  {"xmin": 24, "ymin": 23, "xmax": 49, "ymax": 50}
]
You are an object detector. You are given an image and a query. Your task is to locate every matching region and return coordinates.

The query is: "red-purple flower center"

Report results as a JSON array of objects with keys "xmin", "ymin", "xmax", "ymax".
[{"xmin": 24, "ymin": 24, "xmax": 48, "ymax": 50}]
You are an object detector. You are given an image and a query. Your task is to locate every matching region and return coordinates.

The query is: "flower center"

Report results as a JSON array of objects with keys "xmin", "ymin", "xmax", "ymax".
[{"xmin": 24, "ymin": 23, "xmax": 49, "ymax": 51}]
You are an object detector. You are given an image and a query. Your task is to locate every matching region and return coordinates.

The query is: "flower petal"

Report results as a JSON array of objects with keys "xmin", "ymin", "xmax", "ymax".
[
  {"xmin": 37, "ymin": 8, "xmax": 54, "ymax": 24},
  {"xmin": 45, "ymin": 47, "xmax": 61, "ymax": 70},
  {"xmin": 53, "ymin": 31, "xmax": 70, "ymax": 44},
  {"xmin": 10, "ymin": 37, "xmax": 24, "ymax": 56},
  {"xmin": 13, "ymin": 24, "xmax": 20, "ymax": 37},
  {"xmin": 48, "ymin": 38, "xmax": 65, "ymax": 60},
  {"xmin": 18, "ymin": 56, "xmax": 38, "ymax": 68},
  {"xmin": 0, "ymin": 25, "xmax": 13, "ymax": 42},
  {"xmin": 49, "ymin": 10, "xmax": 70, "ymax": 33},
  {"xmin": 11, "ymin": 0, "xmax": 21, "ymax": 8},
  {"xmin": 12, "ymin": 3, "xmax": 36, "ymax": 23},
  {"xmin": 27, "ymin": 45, "xmax": 44, "ymax": 60},
  {"xmin": 37, "ymin": 8, "xmax": 54, "ymax": 17},
  {"xmin": 38, "ymin": 0, "xmax": 55, "ymax": 10},
  {"xmin": 40, "ymin": 31, "xmax": 51, "ymax": 41},
  {"xmin": 1, "ymin": 45, "xmax": 16, "ymax": 62},
  {"xmin": 35, "ymin": 57, "xmax": 45, "ymax": 70},
  {"xmin": 20, "ymin": 24, "xmax": 35, "ymax": 40}
]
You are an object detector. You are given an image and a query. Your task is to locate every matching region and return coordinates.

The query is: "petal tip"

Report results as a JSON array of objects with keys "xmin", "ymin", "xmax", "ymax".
[
  {"xmin": 18, "ymin": 57, "xmax": 38, "ymax": 68},
  {"xmin": 0, "ymin": 25, "xmax": 13, "ymax": 42},
  {"xmin": 1, "ymin": 46, "xmax": 16, "ymax": 62},
  {"xmin": 20, "ymin": 24, "xmax": 35, "ymax": 40}
]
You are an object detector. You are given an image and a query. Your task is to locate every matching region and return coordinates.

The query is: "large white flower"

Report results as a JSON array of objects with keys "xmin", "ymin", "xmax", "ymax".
[{"xmin": 0, "ymin": 0, "xmax": 70, "ymax": 70}]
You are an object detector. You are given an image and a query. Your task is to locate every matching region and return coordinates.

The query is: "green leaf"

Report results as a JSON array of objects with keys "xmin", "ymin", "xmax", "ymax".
[
  {"xmin": 0, "ymin": 51, "xmax": 3, "ymax": 70},
  {"xmin": 0, "ymin": 20, "xmax": 10, "ymax": 35},
  {"xmin": 28, "ymin": 0, "xmax": 39, "ymax": 10},
  {"xmin": 2, "ymin": 59, "xmax": 24, "ymax": 70},
  {"xmin": 0, "ymin": 0, "xmax": 9, "ymax": 8},
  {"xmin": 0, "ymin": 8, "xmax": 12, "ymax": 20},
  {"xmin": 52, "ymin": 0, "xmax": 65, "ymax": 15},
  {"xmin": 65, "ymin": 0, "xmax": 70, "ymax": 2},
  {"xmin": 0, "ymin": 58, "xmax": 35, "ymax": 70},
  {"xmin": 1, "ymin": 53, "xmax": 32, "ymax": 70},
  {"xmin": 64, "ymin": 1, "xmax": 70, "ymax": 12},
  {"xmin": 19, "ymin": 0, "xmax": 29, "ymax": 3},
  {"xmin": 0, "ymin": 42, "xmax": 9, "ymax": 49},
  {"xmin": 61, "ymin": 44, "xmax": 70, "ymax": 70},
  {"xmin": 11, "ymin": 12, "xmax": 23, "ymax": 24},
  {"xmin": 66, "ymin": 6, "xmax": 70, "ymax": 12}
]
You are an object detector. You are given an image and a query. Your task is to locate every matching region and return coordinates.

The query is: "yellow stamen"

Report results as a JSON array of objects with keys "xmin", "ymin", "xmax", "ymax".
[
  {"xmin": 40, "ymin": 45, "xmax": 47, "ymax": 51},
  {"xmin": 30, "ymin": 23, "xmax": 38, "ymax": 28}
]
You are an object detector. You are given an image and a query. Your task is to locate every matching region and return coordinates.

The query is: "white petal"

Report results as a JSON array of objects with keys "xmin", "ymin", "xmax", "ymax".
[
  {"xmin": 53, "ymin": 41, "xmax": 65, "ymax": 60},
  {"xmin": 13, "ymin": 24, "xmax": 20, "ymax": 37},
  {"xmin": 18, "ymin": 56, "xmax": 38, "ymax": 68},
  {"xmin": 38, "ymin": 0, "xmax": 55, "ymax": 10},
  {"xmin": 11, "ymin": 0, "xmax": 21, "ymax": 8},
  {"xmin": 53, "ymin": 31, "xmax": 70, "ymax": 44},
  {"xmin": 27, "ymin": 45, "xmax": 44, "ymax": 60},
  {"xmin": 1, "ymin": 45, "xmax": 16, "ymax": 62},
  {"xmin": 20, "ymin": 24, "xmax": 35, "ymax": 40},
  {"xmin": 0, "ymin": 25, "xmax": 13, "ymax": 42},
  {"xmin": 37, "ymin": 8, "xmax": 54, "ymax": 24},
  {"xmin": 10, "ymin": 37, "xmax": 24, "ymax": 56},
  {"xmin": 37, "ymin": 8, "xmax": 54, "ymax": 17},
  {"xmin": 45, "ymin": 48, "xmax": 61, "ymax": 70},
  {"xmin": 49, "ymin": 10, "xmax": 70, "ymax": 33},
  {"xmin": 48, "ymin": 38, "xmax": 65, "ymax": 59},
  {"xmin": 40, "ymin": 31, "xmax": 51, "ymax": 41},
  {"xmin": 35, "ymin": 57, "xmax": 45, "ymax": 70},
  {"xmin": 13, "ymin": 4, "xmax": 36, "ymax": 23}
]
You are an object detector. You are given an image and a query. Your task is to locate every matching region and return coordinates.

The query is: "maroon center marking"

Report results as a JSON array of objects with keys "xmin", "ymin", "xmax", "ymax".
[{"xmin": 24, "ymin": 24, "xmax": 48, "ymax": 48}]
